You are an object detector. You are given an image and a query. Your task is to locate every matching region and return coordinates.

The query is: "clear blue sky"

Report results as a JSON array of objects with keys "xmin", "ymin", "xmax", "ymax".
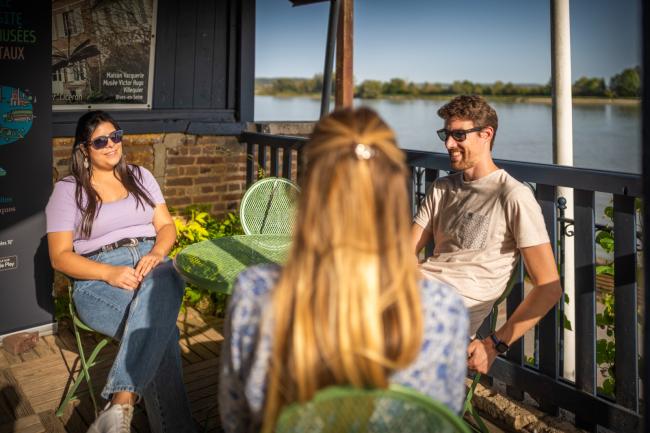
[{"xmin": 255, "ymin": 0, "xmax": 640, "ymax": 84}]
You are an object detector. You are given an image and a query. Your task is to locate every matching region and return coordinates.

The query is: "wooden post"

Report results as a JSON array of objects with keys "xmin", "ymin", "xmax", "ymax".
[
  {"xmin": 642, "ymin": 0, "xmax": 650, "ymax": 428},
  {"xmin": 335, "ymin": 0, "xmax": 353, "ymax": 108}
]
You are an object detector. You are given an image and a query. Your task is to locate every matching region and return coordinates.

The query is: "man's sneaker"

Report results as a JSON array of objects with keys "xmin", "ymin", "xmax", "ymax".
[{"xmin": 86, "ymin": 403, "xmax": 134, "ymax": 433}]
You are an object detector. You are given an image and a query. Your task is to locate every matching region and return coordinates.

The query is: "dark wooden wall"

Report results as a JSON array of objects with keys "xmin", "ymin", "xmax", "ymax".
[{"xmin": 53, "ymin": 0, "xmax": 255, "ymax": 136}]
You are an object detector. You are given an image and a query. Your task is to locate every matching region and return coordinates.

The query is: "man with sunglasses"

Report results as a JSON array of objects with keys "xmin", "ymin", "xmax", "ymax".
[{"xmin": 411, "ymin": 95, "xmax": 562, "ymax": 375}]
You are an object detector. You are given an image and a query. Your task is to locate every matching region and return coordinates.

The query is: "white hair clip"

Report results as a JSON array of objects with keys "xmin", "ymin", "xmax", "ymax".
[{"xmin": 354, "ymin": 143, "xmax": 375, "ymax": 160}]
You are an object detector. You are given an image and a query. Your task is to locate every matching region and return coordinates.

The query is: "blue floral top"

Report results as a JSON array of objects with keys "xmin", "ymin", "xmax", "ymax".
[{"xmin": 218, "ymin": 264, "xmax": 469, "ymax": 433}]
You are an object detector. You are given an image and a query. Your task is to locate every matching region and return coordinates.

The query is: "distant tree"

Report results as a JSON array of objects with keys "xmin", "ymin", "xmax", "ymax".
[
  {"xmin": 485, "ymin": 80, "xmax": 504, "ymax": 96},
  {"xmin": 407, "ymin": 82, "xmax": 420, "ymax": 96},
  {"xmin": 609, "ymin": 67, "xmax": 640, "ymax": 97},
  {"xmin": 357, "ymin": 80, "xmax": 383, "ymax": 99},
  {"xmin": 420, "ymin": 82, "xmax": 446, "ymax": 95},
  {"xmin": 383, "ymin": 78, "xmax": 409, "ymax": 95},
  {"xmin": 472, "ymin": 83, "xmax": 487, "ymax": 95},
  {"xmin": 450, "ymin": 80, "xmax": 474, "ymax": 95},
  {"xmin": 572, "ymin": 76, "xmax": 607, "ymax": 96},
  {"xmin": 501, "ymin": 82, "xmax": 518, "ymax": 95},
  {"xmin": 305, "ymin": 74, "xmax": 324, "ymax": 93},
  {"xmin": 272, "ymin": 78, "xmax": 304, "ymax": 93}
]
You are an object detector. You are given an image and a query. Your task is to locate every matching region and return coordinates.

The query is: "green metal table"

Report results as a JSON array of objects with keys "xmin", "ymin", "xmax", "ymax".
[{"xmin": 173, "ymin": 234, "xmax": 292, "ymax": 294}]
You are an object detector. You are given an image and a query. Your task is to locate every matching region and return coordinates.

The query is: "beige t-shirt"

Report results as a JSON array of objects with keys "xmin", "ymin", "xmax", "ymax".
[{"xmin": 413, "ymin": 169, "xmax": 550, "ymax": 333}]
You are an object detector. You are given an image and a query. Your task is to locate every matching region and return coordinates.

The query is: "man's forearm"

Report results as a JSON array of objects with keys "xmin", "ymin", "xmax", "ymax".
[{"xmin": 494, "ymin": 280, "xmax": 562, "ymax": 346}]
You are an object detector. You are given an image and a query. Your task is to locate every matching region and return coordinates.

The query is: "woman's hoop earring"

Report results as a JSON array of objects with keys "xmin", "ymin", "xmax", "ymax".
[{"xmin": 83, "ymin": 156, "xmax": 90, "ymax": 169}]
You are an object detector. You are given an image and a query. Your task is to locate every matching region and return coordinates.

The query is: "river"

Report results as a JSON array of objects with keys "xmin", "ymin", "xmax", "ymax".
[{"xmin": 255, "ymin": 95, "xmax": 641, "ymax": 175}]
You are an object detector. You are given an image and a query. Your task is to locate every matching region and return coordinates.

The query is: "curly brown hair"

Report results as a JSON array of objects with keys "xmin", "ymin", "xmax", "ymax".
[{"xmin": 437, "ymin": 95, "xmax": 498, "ymax": 149}]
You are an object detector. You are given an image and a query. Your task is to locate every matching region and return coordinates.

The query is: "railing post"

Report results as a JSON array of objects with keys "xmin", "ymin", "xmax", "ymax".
[
  {"xmin": 574, "ymin": 189, "xmax": 597, "ymax": 432},
  {"xmin": 257, "ymin": 143, "xmax": 267, "ymax": 179},
  {"xmin": 423, "ymin": 168, "xmax": 437, "ymax": 258},
  {"xmin": 245, "ymin": 140, "xmax": 254, "ymax": 187},
  {"xmin": 505, "ymin": 259, "xmax": 525, "ymax": 401},
  {"xmin": 536, "ymin": 183, "xmax": 559, "ymax": 416},
  {"xmin": 642, "ymin": 0, "xmax": 650, "ymax": 428},
  {"xmin": 282, "ymin": 146, "xmax": 293, "ymax": 181},
  {"xmin": 270, "ymin": 146, "xmax": 279, "ymax": 177},
  {"xmin": 613, "ymin": 194, "xmax": 639, "ymax": 412},
  {"xmin": 320, "ymin": 0, "xmax": 340, "ymax": 117}
]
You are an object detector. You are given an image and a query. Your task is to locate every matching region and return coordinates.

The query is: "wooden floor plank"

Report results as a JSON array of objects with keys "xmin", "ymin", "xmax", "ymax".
[
  {"xmin": 61, "ymin": 404, "xmax": 88, "ymax": 433},
  {"xmin": 1, "ymin": 350, "xmax": 21, "ymax": 367},
  {"xmin": 18, "ymin": 350, "xmax": 40, "ymax": 363},
  {"xmin": 0, "ymin": 414, "xmax": 45, "ymax": 433},
  {"xmin": 49, "ymin": 331, "xmax": 75, "ymax": 354},
  {"xmin": 31, "ymin": 338, "xmax": 58, "ymax": 358},
  {"xmin": 177, "ymin": 338, "xmax": 205, "ymax": 364},
  {"xmin": 0, "ymin": 353, "xmax": 10, "ymax": 370},
  {"xmin": 182, "ymin": 328, "xmax": 223, "ymax": 357},
  {"xmin": 37, "ymin": 411, "xmax": 66, "ymax": 433},
  {"xmin": 182, "ymin": 357, "xmax": 219, "ymax": 375},
  {"xmin": 0, "ymin": 369, "xmax": 35, "ymax": 419}
]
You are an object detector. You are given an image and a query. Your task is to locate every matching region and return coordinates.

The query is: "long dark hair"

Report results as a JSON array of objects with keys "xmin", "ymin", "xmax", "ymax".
[{"xmin": 68, "ymin": 110, "xmax": 155, "ymax": 238}]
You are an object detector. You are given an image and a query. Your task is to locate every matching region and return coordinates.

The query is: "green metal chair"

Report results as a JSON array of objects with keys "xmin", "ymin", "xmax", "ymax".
[
  {"xmin": 462, "ymin": 260, "xmax": 522, "ymax": 433},
  {"xmin": 239, "ymin": 177, "xmax": 300, "ymax": 236},
  {"xmin": 275, "ymin": 384, "xmax": 471, "ymax": 433},
  {"xmin": 56, "ymin": 282, "xmax": 111, "ymax": 418}
]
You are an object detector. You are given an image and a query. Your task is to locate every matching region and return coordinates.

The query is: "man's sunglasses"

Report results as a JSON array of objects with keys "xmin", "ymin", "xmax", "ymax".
[
  {"xmin": 87, "ymin": 129, "xmax": 124, "ymax": 149},
  {"xmin": 436, "ymin": 126, "xmax": 484, "ymax": 142}
]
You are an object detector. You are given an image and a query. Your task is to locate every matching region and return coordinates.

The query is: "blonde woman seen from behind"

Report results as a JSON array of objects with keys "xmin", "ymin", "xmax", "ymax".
[{"xmin": 218, "ymin": 107, "xmax": 469, "ymax": 433}]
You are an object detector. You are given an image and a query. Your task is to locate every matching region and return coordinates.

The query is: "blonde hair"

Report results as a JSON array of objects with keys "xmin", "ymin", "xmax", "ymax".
[{"xmin": 262, "ymin": 107, "xmax": 423, "ymax": 431}]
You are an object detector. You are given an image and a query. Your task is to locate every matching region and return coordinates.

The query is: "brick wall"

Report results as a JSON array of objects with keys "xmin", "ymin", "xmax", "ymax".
[{"xmin": 52, "ymin": 133, "xmax": 247, "ymax": 217}]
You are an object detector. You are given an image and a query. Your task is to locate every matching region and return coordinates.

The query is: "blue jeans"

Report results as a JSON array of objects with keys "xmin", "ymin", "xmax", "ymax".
[{"xmin": 73, "ymin": 240, "xmax": 196, "ymax": 433}]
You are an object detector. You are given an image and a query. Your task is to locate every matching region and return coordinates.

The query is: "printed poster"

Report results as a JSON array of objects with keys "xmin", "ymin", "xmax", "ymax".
[{"xmin": 51, "ymin": 0, "xmax": 156, "ymax": 109}]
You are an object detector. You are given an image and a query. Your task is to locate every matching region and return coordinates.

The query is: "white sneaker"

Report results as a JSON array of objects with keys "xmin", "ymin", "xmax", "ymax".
[{"xmin": 86, "ymin": 403, "xmax": 134, "ymax": 433}]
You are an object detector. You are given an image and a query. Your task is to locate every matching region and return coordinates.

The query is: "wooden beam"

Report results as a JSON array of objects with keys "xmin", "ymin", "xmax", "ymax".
[{"xmin": 335, "ymin": 0, "xmax": 353, "ymax": 108}]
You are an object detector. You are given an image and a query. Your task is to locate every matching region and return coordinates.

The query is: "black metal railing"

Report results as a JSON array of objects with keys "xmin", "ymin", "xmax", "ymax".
[{"xmin": 240, "ymin": 131, "xmax": 643, "ymax": 433}]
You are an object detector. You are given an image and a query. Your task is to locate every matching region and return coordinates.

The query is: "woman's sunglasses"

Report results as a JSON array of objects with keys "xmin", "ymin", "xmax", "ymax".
[
  {"xmin": 436, "ymin": 126, "xmax": 484, "ymax": 142},
  {"xmin": 87, "ymin": 129, "xmax": 124, "ymax": 149}
]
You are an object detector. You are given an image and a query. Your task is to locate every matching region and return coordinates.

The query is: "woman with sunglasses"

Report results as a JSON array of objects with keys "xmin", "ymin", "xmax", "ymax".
[
  {"xmin": 218, "ymin": 107, "xmax": 469, "ymax": 433},
  {"xmin": 46, "ymin": 111, "xmax": 195, "ymax": 433}
]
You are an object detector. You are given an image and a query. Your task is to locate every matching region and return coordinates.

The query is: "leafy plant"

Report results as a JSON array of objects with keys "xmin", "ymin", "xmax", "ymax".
[{"xmin": 596, "ymin": 291, "xmax": 616, "ymax": 397}]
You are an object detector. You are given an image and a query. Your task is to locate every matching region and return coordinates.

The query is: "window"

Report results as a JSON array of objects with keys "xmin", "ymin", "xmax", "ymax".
[
  {"xmin": 62, "ymin": 9, "xmax": 84, "ymax": 36},
  {"xmin": 72, "ymin": 63, "xmax": 86, "ymax": 81}
]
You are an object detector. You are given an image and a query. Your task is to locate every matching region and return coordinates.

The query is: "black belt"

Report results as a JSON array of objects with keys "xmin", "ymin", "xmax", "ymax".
[{"xmin": 81, "ymin": 237, "xmax": 156, "ymax": 258}]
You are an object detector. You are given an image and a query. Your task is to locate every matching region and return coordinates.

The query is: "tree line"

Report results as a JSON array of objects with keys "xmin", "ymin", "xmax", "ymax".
[{"xmin": 256, "ymin": 66, "xmax": 640, "ymax": 99}]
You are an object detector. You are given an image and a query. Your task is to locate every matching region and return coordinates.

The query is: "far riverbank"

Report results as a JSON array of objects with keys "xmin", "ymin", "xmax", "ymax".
[{"xmin": 255, "ymin": 92, "xmax": 640, "ymax": 106}]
